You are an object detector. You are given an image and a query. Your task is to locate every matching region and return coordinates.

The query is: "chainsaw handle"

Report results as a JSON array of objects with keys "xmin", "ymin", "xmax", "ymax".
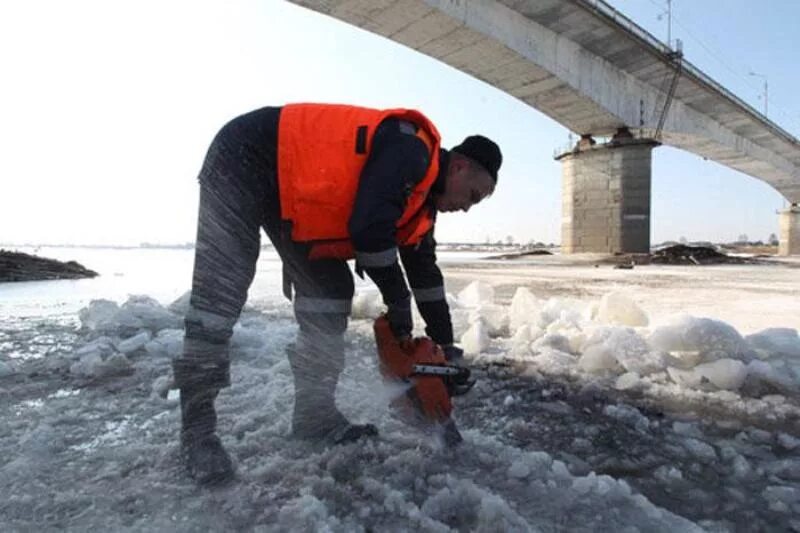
[{"xmin": 398, "ymin": 336, "xmax": 415, "ymax": 353}]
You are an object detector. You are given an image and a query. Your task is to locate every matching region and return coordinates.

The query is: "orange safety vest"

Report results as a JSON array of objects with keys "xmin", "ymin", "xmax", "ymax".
[{"xmin": 277, "ymin": 103, "xmax": 441, "ymax": 260}]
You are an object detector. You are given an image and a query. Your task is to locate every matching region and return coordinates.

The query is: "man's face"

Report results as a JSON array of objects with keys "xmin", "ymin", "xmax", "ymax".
[{"xmin": 434, "ymin": 157, "xmax": 495, "ymax": 213}]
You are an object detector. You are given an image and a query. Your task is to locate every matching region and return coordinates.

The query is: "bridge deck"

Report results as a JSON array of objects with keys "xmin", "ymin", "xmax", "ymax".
[{"xmin": 289, "ymin": 0, "xmax": 800, "ymax": 202}]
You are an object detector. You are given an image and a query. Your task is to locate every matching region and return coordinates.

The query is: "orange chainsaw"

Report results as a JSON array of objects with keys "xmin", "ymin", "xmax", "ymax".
[{"xmin": 373, "ymin": 315, "xmax": 475, "ymax": 446}]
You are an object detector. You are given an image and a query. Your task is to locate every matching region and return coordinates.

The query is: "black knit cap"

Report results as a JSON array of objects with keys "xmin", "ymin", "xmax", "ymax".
[{"xmin": 451, "ymin": 135, "xmax": 502, "ymax": 182}]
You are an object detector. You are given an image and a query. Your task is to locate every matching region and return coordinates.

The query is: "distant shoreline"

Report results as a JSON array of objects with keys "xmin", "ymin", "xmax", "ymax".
[
  {"xmin": 0, "ymin": 249, "xmax": 99, "ymax": 282},
  {"xmin": 0, "ymin": 242, "xmax": 548, "ymax": 252}
]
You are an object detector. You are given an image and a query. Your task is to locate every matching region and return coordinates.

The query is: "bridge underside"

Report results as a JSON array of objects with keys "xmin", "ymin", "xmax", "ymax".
[{"xmin": 289, "ymin": 0, "xmax": 800, "ymax": 253}]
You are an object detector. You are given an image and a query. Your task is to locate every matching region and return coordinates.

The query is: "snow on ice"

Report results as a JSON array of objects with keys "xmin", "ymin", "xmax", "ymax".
[{"xmin": 2, "ymin": 280, "xmax": 800, "ymax": 530}]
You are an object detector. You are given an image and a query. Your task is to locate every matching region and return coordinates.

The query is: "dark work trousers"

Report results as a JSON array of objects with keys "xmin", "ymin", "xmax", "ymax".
[{"xmin": 173, "ymin": 108, "xmax": 355, "ymax": 391}]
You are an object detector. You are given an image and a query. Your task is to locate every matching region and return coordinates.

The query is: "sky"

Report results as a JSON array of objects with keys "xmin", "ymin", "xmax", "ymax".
[{"xmin": 1, "ymin": 0, "xmax": 798, "ymax": 246}]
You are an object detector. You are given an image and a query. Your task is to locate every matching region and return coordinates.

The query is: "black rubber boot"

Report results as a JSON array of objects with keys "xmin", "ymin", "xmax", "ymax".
[
  {"xmin": 179, "ymin": 387, "xmax": 235, "ymax": 485},
  {"xmin": 287, "ymin": 335, "xmax": 377, "ymax": 444}
]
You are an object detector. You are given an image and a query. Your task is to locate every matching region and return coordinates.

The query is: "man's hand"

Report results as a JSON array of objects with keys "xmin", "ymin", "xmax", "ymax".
[
  {"xmin": 442, "ymin": 344, "xmax": 465, "ymax": 364},
  {"xmin": 386, "ymin": 298, "xmax": 413, "ymax": 340}
]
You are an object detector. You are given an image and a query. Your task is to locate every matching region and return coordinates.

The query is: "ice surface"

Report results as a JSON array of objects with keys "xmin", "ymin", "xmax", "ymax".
[{"xmin": 5, "ymin": 256, "xmax": 800, "ymax": 531}]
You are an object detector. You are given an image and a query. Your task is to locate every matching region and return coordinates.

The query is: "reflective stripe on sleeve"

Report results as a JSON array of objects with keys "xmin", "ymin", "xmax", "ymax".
[
  {"xmin": 412, "ymin": 285, "xmax": 446, "ymax": 303},
  {"xmin": 294, "ymin": 296, "xmax": 352, "ymax": 314},
  {"xmin": 355, "ymin": 247, "xmax": 398, "ymax": 268}
]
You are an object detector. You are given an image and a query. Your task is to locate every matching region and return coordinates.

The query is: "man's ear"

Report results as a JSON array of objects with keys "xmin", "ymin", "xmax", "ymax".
[{"xmin": 451, "ymin": 156, "xmax": 466, "ymax": 174}]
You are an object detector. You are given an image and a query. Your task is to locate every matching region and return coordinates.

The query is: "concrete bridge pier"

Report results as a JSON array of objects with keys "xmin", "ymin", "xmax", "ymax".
[
  {"xmin": 556, "ymin": 130, "xmax": 659, "ymax": 254},
  {"xmin": 779, "ymin": 204, "xmax": 800, "ymax": 256}
]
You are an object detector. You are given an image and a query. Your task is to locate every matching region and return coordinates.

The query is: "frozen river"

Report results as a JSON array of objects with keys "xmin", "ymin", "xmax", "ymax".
[{"xmin": 1, "ymin": 247, "xmax": 800, "ymax": 531}]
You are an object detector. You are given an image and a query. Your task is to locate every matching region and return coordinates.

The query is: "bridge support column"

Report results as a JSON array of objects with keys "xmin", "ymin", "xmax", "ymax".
[
  {"xmin": 778, "ymin": 204, "xmax": 800, "ymax": 256},
  {"xmin": 556, "ymin": 131, "xmax": 659, "ymax": 254}
]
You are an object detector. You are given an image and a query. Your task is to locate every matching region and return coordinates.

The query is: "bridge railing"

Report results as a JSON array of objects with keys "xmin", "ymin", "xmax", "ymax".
[{"xmin": 578, "ymin": 0, "xmax": 799, "ymax": 145}]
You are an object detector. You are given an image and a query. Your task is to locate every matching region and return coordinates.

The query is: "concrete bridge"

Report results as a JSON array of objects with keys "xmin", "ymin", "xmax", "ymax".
[{"xmin": 288, "ymin": 0, "xmax": 800, "ymax": 255}]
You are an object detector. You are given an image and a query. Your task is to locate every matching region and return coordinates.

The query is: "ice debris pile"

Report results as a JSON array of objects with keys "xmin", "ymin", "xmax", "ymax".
[
  {"xmin": 444, "ymin": 281, "xmax": 800, "ymax": 399},
  {"xmin": 72, "ymin": 283, "xmax": 800, "ymax": 402},
  {"xmin": 71, "ymin": 294, "xmax": 188, "ymax": 379}
]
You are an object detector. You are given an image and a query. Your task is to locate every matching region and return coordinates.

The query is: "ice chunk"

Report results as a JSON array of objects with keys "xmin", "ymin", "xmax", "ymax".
[
  {"xmin": 468, "ymin": 304, "xmax": 508, "ymax": 337},
  {"xmin": 116, "ymin": 331, "xmax": 152, "ymax": 354},
  {"xmin": 579, "ymin": 327, "xmax": 662, "ymax": 376},
  {"xmin": 507, "ymin": 460, "xmax": 530, "ymax": 479},
  {"xmin": 579, "ymin": 344, "xmax": 620, "ymax": 374},
  {"xmin": 74, "ymin": 336, "xmax": 116, "ymax": 360},
  {"xmin": 672, "ymin": 422, "xmax": 701, "ymax": 437},
  {"xmin": 532, "ymin": 333, "xmax": 573, "ymax": 354},
  {"xmin": 508, "ymin": 287, "xmax": 538, "ymax": 332},
  {"xmin": 596, "ymin": 292, "xmax": 649, "ymax": 327},
  {"xmin": 542, "ymin": 308, "xmax": 585, "ymax": 354},
  {"xmin": 614, "ymin": 372, "xmax": 641, "ymax": 390},
  {"xmin": 762, "ymin": 486, "xmax": 800, "ymax": 509},
  {"xmin": 69, "ymin": 347, "xmax": 133, "ymax": 378},
  {"xmin": 682, "ymin": 438, "xmax": 718, "ymax": 462},
  {"xmin": 603, "ymin": 404, "xmax": 650, "ymax": 432},
  {"xmin": 605, "ymin": 328, "xmax": 663, "ymax": 375},
  {"xmin": 532, "ymin": 348, "xmax": 576, "ymax": 374},
  {"xmin": 79, "ymin": 300, "xmax": 125, "ymax": 333},
  {"xmin": 746, "ymin": 328, "xmax": 800, "ymax": 359},
  {"xmin": 351, "ymin": 291, "xmax": 384, "ymax": 319},
  {"xmin": 537, "ymin": 298, "xmax": 584, "ymax": 329},
  {"xmin": 79, "ymin": 296, "xmax": 181, "ymax": 337},
  {"xmin": 654, "ymin": 465, "xmax": 684, "ymax": 485},
  {"xmin": 0, "ymin": 361, "xmax": 15, "ymax": 377},
  {"xmin": 648, "ymin": 315, "xmax": 750, "ymax": 362},
  {"xmin": 662, "ymin": 350, "xmax": 702, "ymax": 369},
  {"xmin": 461, "ymin": 320, "xmax": 490, "ymax": 355},
  {"xmin": 745, "ymin": 360, "xmax": 799, "ymax": 394},
  {"xmin": 692, "ymin": 358, "xmax": 748, "ymax": 390},
  {"xmin": 231, "ymin": 322, "xmax": 266, "ymax": 349},
  {"xmin": 151, "ymin": 375, "xmax": 174, "ymax": 399},
  {"xmin": 167, "ymin": 290, "xmax": 192, "ymax": 316},
  {"xmin": 778, "ymin": 433, "xmax": 800, "ymax": 451},
  {"xmin": 69, "ymin": 351, "xmax": 104, "ymax": 377},
  {"xmin": 102, "ymin": 353, "xmax": 134, "ymax": 377},
  {"xmin": 764, "ymin": 459, "xmax": 800, "ymax": 482},
  {"xmin": 666, "ymin": 366, "xmax": 702, "ymax": 388},
  {"xmin": 144, "ymin": 329, "xmax": 184, "ymax": 358},
  {"xmin": 120, "ymin": 295, "xmax": 182, "ymax": 332},
  {"xmin": 450, "ymin": 308, "xmax": 471, "ymax": 339},
  {"xmin": 457, "ymin": 281, "xmax": 494, "ymax": 308},
  {"xmin": 446, "ymin": 292, "xmax": 460, "ymax": 309},
  {"xmin": 510, "ymin": 325, "xmax": 544, "ymax": 357}
]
